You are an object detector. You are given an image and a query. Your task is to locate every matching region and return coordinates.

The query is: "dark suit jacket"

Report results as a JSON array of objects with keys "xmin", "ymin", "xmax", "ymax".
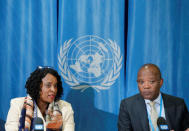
[{"xmin": 118, "ymin": 93, "xmax": 189, "ymax": 131}]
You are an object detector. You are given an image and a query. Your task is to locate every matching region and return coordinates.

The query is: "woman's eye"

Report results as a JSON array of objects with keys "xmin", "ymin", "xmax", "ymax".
[
  {"xmin": 54, "ymin": 84, "xmax": 57, "ymax": 88},
  {"xmin": 45, "ymin": 84, "xmax": 51, "ymax": 88}
]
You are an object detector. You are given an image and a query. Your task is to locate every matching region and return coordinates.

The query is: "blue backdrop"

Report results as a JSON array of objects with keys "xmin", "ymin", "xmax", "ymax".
[{"xmin": 0, "ymin": 0, "xmax": 189, "ymax": 131}]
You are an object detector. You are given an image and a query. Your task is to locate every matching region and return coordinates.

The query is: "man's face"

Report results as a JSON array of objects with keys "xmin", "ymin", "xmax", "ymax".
[
  {"xmin": 39, "ymin": 73, "xmax": 58, "ymax": 104},
  {"xmin": 137, "ymin": 67, "xmax": 163, "ymax": 101}
]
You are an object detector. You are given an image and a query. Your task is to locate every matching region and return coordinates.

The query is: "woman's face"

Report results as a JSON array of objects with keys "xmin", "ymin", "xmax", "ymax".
[{"xmin": 39, "ymin": 73, "xmax": 58, "ymax": 104}]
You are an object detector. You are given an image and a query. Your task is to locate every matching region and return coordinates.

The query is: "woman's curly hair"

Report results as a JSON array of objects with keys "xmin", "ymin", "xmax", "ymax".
[{"xmin": 25, "ymin": 67, "xmax": 63, "ymax": 102}]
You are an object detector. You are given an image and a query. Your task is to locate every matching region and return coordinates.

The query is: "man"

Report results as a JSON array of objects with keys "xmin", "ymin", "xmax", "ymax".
[{"xmin": 118, "ymin": 63, "xmax": 189, "ymax": 131}]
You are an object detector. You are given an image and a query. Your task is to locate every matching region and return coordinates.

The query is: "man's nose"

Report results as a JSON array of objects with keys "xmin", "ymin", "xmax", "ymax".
[{"xmin": 143, "ymin": 81, "xmax": 150, "ymax": 88}]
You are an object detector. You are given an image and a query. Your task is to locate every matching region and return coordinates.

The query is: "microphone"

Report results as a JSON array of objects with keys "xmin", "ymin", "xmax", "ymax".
[
  {"xmin": 33, "ymin": 117, "xmax": 44, "ymax": 131},
  {"xmin": 157, "ymin": 117, "xmax": 169, "ymax": 131}
]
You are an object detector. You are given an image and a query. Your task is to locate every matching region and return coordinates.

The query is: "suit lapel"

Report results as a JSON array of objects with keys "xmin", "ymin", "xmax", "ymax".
[
  {"xmin": 162, "ymin": 93, "xmax": 172, "ymax": 129},
  {"xmin": 136, "ymin": 95, "xmax": 150, "ymax": 131}
]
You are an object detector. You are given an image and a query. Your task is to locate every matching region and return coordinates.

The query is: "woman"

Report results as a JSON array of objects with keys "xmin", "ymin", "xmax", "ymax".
[{"xmin": 5, "ymin": 66, "xmax": 75, "ymax": 131}]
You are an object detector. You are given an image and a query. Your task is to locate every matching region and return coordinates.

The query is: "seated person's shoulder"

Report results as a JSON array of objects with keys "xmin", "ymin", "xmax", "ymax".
[
  {"xmin": 57, "ymin": 100, "xmax": 73, "ymax": 110},
  {"xmin": 163, "ymin": 93, "xmax": 185, "ymax": 105},
  {"xmin": 10, "ymin": 97, "xmax": 25, "ymax": 106},
  {"xmin": 11, "ymin": 97, "xmax": 25, "ymax": 102},
  {"xmin": 122, "ymin": 94, "xmax": 141, "ymax": 102},
  {"xmin": 120, "ymin": 94, "xmax": 141, "ymax": 107}
]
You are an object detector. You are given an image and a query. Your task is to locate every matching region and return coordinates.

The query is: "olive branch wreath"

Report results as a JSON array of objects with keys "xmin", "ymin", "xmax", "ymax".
[{"xmin": 58, "ymin": 38, "xmax": 122, "ymax": 92}]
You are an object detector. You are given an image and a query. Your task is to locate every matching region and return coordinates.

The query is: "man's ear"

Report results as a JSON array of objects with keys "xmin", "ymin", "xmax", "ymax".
[{"xmin": 160, "ymin": 79, "xmax": 163, "ymax": 87}]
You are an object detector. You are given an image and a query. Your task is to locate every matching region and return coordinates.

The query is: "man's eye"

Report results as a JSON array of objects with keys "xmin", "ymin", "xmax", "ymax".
[
  {"xmin": 149, "ymin": 81, "xmax": 155, "ymax": 84},
  {"xmin": 137, "ymin": 81, "xmax": 144, "ymax": 84}
]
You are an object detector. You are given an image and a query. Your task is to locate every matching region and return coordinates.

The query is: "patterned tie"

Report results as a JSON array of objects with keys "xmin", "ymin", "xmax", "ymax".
[{"xmin": 149, "ymin": 101, "xmax": 158, "ymax": 131}]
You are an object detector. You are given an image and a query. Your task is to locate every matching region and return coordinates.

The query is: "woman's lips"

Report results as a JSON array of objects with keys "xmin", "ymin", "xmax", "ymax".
[{"xmin": 49, "ymin": 95, "xmax": 55, "ymax": 99}]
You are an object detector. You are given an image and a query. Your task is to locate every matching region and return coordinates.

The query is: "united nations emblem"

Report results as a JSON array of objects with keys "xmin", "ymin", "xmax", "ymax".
[{"xmin": 58, "ymin": 35, "xmax": 122, "ymax": 92}]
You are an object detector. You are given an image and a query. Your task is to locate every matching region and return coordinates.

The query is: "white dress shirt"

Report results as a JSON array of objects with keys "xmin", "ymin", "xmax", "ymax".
[{"xmin": 145, "ymin": 93, "xmax": 166, "ymax": 130}]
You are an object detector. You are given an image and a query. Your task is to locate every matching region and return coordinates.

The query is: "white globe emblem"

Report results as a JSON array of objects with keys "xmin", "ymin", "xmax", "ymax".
[{"xmin": 58, "ymin": 35, "xmax": 122, "ymax": 91}]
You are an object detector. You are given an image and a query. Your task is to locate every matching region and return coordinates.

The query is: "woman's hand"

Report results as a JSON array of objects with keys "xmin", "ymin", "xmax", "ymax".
[{"xmin": 46, "ymin": 114, "xmax": 63, "ymax": 130}]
